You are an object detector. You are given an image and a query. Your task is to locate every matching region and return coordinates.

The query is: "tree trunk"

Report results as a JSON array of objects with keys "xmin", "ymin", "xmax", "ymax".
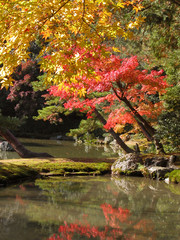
[
  {"xmin": 112, "ymin": 87, "xmax": 165, "ymax": 153},
  {"xmin": 93, "ymin": 108, "xmax": 134, "ymax": 153},
  {"xmin": 122, "ymin": 97, "xmax": 165, "ymax": 154},
  {"xmin": 0, "ymin": 127, "xmax": 53, "ymax": 158}
]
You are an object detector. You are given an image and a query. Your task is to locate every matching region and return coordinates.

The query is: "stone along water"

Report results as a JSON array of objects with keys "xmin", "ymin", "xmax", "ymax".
[{"xmin": 0, "ymin": 176, "xmax": 180, "ymax": 240}]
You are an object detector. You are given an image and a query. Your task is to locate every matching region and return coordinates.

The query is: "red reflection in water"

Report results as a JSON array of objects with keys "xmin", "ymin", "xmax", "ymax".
[
  {"xmin": 13, "ymin": 185, "xmax": 155, "ymax": 240},
  {"xmin": 133, "ymin": 219, "xmax": 154, "ymax": 233},
  {"xmin": 19, "ymin": 184, "xmax": 26, "ymax": 191},
  {"xmin": 47, "ymin": 202, "xmax": 156, "ymax": 240},
  {"xmin": 101, "ymin": 203, "xmax": 131, "ymax": 227},
  {"xmin": 16, "ymin": 194, "xmax": 25, "ymax": 205},
  {"xmin": 47, "ymin": 204, "xmax": 133, "ymax": 240}
]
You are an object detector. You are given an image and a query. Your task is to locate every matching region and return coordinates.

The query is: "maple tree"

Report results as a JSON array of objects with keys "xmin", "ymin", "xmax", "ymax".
[
  {"xmin": 0, "ymin": 0, "xmax": 147, "ymax": 157},
  {"xmin": 0, "ymin": 0, "xmax": 145, "ymax": 89},
  {"xmin": 0, "ymin": 64, "xmax": 53, "ymax": 158},
  {"xmin": 111, "ymin": 0, "xmax": 180, "ymax": 151},
  {"xmin": 48, "ymin": 47, "xmax": 168, "ymax": 153},
  {"xmin": 7, "ymin": 60, "xmax": 45, "ymax": 118},
  {"xmin": 0, "ymin": 0, "xmax": 175, "ymax": 155}
]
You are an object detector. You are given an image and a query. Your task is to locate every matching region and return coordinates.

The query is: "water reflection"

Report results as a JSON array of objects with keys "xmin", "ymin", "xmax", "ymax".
[
  {"xmin": 48, "ymin": 204, "xmax": 131, "ymax": 240},
  {"xmin": 0, "ymin": 177, "xmax": 180, "ymax": 240},
  {"xmin": 0, "ymin": 139, "xmax": 120, "ymax": 159}
]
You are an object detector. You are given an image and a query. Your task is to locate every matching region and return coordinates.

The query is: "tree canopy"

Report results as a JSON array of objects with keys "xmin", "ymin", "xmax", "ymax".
[
  {"xmin": 0, "ymin": 0, "xmax": 179, "ymax": 154},
  {"xmin": 0, "ymin": 0, "xmax": 145, "ymax": 89},
  {"xmin": 48, "ymin": 50, "xmax": 167, "ymax": 152}
]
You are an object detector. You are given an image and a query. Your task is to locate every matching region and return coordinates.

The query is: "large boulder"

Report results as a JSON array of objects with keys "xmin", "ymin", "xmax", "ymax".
[
  {"xmin": 0, "ymin": 141, "xmax": 14, "ymax": 151},
  {"xmin": 147, "ymin": 166, "xmax": 175, "ymax": 180},
  {"xmin": 111, "ymin": 153, "xmax": 143, "ymax": 176},
  {"xmin": 144, "ymin": 157, "xmax": 169, "ymax": 168},
  {"xmin": 144, "ymin": 156, "xmax": 178, "ymax": 180},
  {"xmin": 111, "ymin": 153, "xmax": 179, "ymax": 180}
]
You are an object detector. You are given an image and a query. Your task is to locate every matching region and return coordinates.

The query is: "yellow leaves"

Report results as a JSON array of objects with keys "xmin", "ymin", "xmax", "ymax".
[
  {"xmin": 133, "ymin": 3, "xmax": 144, "ymax": 13},
  {"xmin": 114, "ymin": 124, "xmax": 124, "ymax": 134},
  {"xmin": 58, "ymin": 81, "xmax": 87, "ymax": 98},
  {"xmin": 117, "ymin": 2, "xmax": 125, "ymax": 8},
  {"xmin": 0, "ymin": 76, "xmax": 14, "ymax": 89},
  {"xmin": 0, "ymin": 0, "xmax": 146, "ymax": 88},
  {"xmin": 78, "ymin": 87, "xmax": 87, "ymax": 97},
  {"xmin": 0, "ymin": 67, "xmax": 9, "ymax": 79},
  {"xmin": 41, "ymin": 29, "xmax": 52, "ymax": 40},
  {"xmin": 127, "ymin": 16, "xmax": 146, "ymax": 29},
  {"xmin": 55, "ymin": 66, "xmax": 64, "ymax": 75},
  {"xmin": 58, "ymin": 82, "xmax": 69, "ymax": 91},
  {"xmin": 112, "ymin": 47, "xmax": 121, "ymax": 53}
]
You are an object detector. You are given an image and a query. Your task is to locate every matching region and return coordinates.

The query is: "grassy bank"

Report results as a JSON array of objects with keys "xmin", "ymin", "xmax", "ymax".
[
  {"xmin": 0, "ymin": 158, "xmax": 114, "ymax": 186},
  {"xmin": 1, "ymin": 154, "xmax": 180, "ymax": 186}
]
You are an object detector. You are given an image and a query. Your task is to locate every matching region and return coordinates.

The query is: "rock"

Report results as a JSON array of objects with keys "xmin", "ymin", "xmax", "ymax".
[
  {"xmin": 57, "ymin": 135, "xmax": 63, "ymax": 140},
  {"xmin": 147, "ymin": 166, "xmax": 174, "ymax": 180},
  {"xmin": 0, "ymin": 141, "xmax": 14, "ymax": 151},
  {"xmin": 111, "ymin": 153, "xmax": 143, "ymax": 176},
  {"xmin": 111, "ymin": 153, "xmax": 179, "ymax": 180},
  {"xmin": 164, "ymin": 177, "xmax": 170, "ymax": 184},
  {"xmin": 169, "ymin": 155, "xmax": 180, "ymax": 167},
  {"xmin": 144, "ymin": 157, "xmax": 169, "ymax": 168},
  {"xmin": 109, "ymin": 139, "xmax": 117, "ymax": 145},
  {"xmin": 144, "ymin": 156, "xmax": 178, "ymax": 180},
  {"xmin": 104, "ymin": 136, "xmax": 112, "ymax": 144}
]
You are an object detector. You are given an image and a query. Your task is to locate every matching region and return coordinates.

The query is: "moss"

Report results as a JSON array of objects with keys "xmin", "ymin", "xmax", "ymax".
[
  {"xmin": 0, "ymin": 163, "xmax": 38, "ymax": 185},
  {"xmin": 113, "ymin": 168, "xmax": 143, "ymax": 177},
  {"xmin": 166, "ymin": 170, "xmax": 180, "ymax": 183},
  {"xmin": 0, "ymin": 159, "xmax": 112, "ymax": 186},
  {"xmin": 27, "ymin": 161, "xmax": 111, "ymax": 174}
]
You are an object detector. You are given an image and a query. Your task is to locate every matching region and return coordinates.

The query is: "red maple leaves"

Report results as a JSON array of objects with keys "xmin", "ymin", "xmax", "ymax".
[{"xmin": 49, "ymin": 47, "xmax": 168, "ymax": 131}]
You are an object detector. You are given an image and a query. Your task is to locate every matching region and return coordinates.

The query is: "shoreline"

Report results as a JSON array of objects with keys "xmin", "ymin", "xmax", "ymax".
[
  {"xmin": 0, "ymin": 158, "xmax": 113, "ymax": 186},
  {"xmin": 0, "ymin": 155, "xmax": 180, "ymax": 187}
]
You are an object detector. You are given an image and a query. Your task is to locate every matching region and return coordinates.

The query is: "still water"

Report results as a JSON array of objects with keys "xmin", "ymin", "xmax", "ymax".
[
  {"xmin": 0, "ymin": 139, "xmax": 120, "ymax": 160},
  {"xmin": 0, "ymin": 176, "xmax": 180, "ymax": 240}
]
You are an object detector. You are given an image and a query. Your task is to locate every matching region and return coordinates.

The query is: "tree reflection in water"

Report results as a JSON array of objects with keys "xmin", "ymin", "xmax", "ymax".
[
  {"xmin": 48, "ymin": 203, "xmax": 155, "ymax": 240},
  {"xmin": 1, "ymin": 176, "xmax": 180, "ymax": 240}
]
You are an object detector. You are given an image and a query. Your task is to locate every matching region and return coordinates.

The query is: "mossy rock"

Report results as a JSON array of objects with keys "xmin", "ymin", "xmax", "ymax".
[
  {"xmin": 166, "ymin": 170, "xmax": 180, "ymax": 183},
  {"xmin": 111, "ymin": 153, "xmax": 143, "ymax": 176}
]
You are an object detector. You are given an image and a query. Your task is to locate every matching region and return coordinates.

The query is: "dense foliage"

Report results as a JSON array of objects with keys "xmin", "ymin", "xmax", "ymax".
[
  {"xmin": 0, "ymin": 0, "xmax": 179, "ymax": 152},
  {"xmin": 48, "ymin": 49, "xmax": 167, "ymax": 152},
  {"xmin": 111, "ymin": 0, "xmax": 180, "ymax": 150},
  {"xmin": 7, "ymin": 60, "xmax": 45, "ymax": 118},
  {"xmin": 0, "ymin": 0, "xmax": 145, "ymax": 88}
]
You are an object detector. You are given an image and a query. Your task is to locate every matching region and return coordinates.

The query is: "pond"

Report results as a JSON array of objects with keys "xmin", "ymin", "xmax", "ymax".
[
  {"xmin": 0, "ymin": 176, "xmax": 180, "ymax": 240},
  {"xmin": 0, "ymin": 138, "xmax": 120, "ymax": 160}
]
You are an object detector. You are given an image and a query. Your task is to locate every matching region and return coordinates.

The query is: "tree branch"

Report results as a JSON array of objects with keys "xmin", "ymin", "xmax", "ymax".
[
  {"xmin": 42, "ymin": 0, "xmax": 71, "ymax": 26},
  {"xmin": 0, "ymin": 127, "xmax": 53, "ymax": 158},
  {"xmin": 93, "ymin": 108, "xmax": 134, "ymax": 153}
]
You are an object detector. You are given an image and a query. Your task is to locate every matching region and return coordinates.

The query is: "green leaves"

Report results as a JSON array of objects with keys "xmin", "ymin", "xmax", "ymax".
[{"xmin": 0, "ymin": 110, "xmax": 21, "ymax": 130}]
